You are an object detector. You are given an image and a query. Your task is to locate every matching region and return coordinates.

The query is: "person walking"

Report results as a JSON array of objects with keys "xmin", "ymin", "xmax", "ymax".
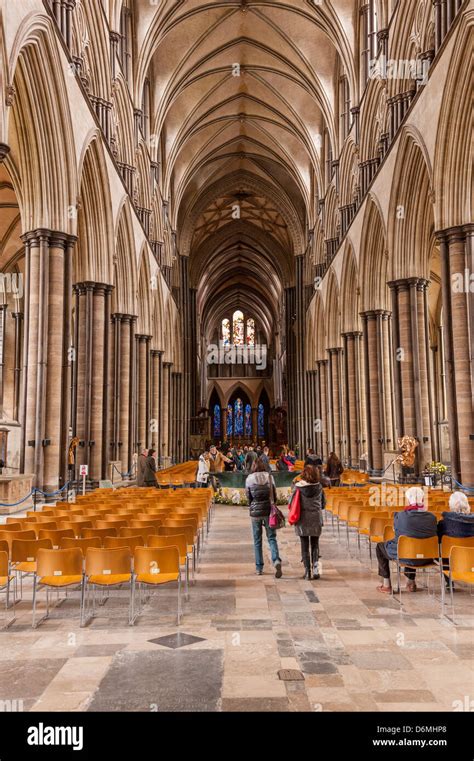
[
  {"xmin": 137, "ymin": 448, "xmax": 148, "ymax": 487},
  {"xmin": 245, "ymin": 458, "xmax": 282, "ymax": 578},
  {"xmin": 143, "ymin": 448, "xmax": 158, "ymax": 487},
  {"xmin": 260, "ymin": 446, "xmax": 272, "ymax": 473},
  {"xmin": 196, "ymin": 451, "xmax": 210, "ymax": 488},
  {"xmin": 291, "ymin": 464, "xmax": 325, "ymax": 579},
  {"xmin": 324, "ymin": 452, "xmax": 344, "ymax": 487},
  {"xmin": 244, "ymin": 446, "xmax": 258, "ymax": 474}
]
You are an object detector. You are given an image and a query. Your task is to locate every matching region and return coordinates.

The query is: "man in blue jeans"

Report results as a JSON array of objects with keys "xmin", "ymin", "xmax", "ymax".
[{"xmin": 245, "ymin": 458, "xmax": 282, "ymax": 577}]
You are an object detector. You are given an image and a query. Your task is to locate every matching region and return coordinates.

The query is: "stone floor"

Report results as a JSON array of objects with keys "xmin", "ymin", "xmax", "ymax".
[{"xmin": 1, "ymin": 505, "xmax": 473, "ymax": 712}]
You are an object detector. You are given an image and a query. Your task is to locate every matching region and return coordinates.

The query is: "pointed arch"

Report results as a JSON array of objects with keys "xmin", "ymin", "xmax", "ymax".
[
  {"xmin": 388, "ymin": 127, "xmax": 434, "ymax": 280},
  {"xmin": 75, "ymin": 133, "xmax": 114, "ymax": 284},
  {"xmin": 8, "ymin": 20, "xmax": 77, "ymax": 233},
  {"xmin": 434, "ymin": 11, "xmax": 473, "ymax": 229},
  {"xmin": 360, "ymin": 194, "xmax": 389, "ymax": 311},
  {"xmin": 113, "ymin": 199, "xmax": 137, "ymax": 315},
  {"xmin": 340, "ymin": 241, "xmax": 361, "ymax": 333},
  {"xmin": 324, "ymin": 267, "xmax": 341, "ymax": 350},
  {"xmin": 137, "ymin": 244, "xmax": 152, "ymax": 335}
]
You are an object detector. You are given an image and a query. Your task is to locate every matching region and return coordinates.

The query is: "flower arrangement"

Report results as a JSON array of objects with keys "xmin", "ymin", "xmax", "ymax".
[{"xmin": 426, "ymin": 461, "xmax": 448, "ymax": 475}]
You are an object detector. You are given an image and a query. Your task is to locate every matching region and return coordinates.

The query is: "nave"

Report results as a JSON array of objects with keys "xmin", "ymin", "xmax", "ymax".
[{"xmin": 1, "ymin": 503, "xmax": 473, "ymax": 713}]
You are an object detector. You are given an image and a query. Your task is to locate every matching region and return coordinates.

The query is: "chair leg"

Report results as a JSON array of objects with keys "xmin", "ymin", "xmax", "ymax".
[
  {"xmin": 129, "ymin": 575, "xmax": 136, "ymax": 626},
  {"xmin": 79, "ymin": 577, "xmax": 86, "ymax": 627},
  {"xmin": 177, "ymin": 571, "xmax": 182, "ymax": 626},
  {"xmin": 32, "ymin": 575, "xmax": 38, "ymax": 628},
  {"xmin": 185, "ymin": 558, "xmax": 189, "ymax": 600},
  {"xmin": 449, "ymin": 573, "xmax": 455, "ymax": 623}
]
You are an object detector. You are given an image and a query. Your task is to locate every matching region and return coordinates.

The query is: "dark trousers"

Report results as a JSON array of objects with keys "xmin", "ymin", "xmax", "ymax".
[
  {"xmin": 300, "ymin": 536, "xmax": 319, "ymax": 566},
  {"xmin": 376, "ymin": 542, "xmax": 416, "ymax": 581}
]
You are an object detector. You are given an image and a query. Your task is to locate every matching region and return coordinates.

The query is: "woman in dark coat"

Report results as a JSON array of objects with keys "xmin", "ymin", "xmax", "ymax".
[
  {"xmin": 143, "ymin": 448, "xmax": 158, "ymax": 487},
  {"xmin": 291, "ymin": 465, "xmax": 325, "ymax": 579},
  {"xmin": 324, "ymin": 452, "xmax": 343, "ymax": 487}
]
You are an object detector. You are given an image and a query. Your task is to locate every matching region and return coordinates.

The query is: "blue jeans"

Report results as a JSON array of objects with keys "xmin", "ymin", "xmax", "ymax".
[{"xmin": 251, "ymin": 517, "xmax": 281, "ymax": 570}]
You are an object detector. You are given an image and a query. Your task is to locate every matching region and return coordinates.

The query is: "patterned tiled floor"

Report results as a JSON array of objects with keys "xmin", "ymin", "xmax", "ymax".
[{"xmin": 1, "ymin": 505, "xmax": 473, "ymax": 712}]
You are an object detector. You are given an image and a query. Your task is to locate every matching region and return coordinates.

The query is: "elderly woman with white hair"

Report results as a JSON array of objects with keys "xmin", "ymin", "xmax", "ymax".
[
  {"xmin": 375, "ymin": 486, "xmax": 438, "ymax": 594},
  {"xmin": 438, "ymin": 491, "xmax": 474, "ymax": 539}
]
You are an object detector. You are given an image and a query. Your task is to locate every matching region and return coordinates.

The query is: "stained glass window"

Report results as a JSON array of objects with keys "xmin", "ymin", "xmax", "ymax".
[
  {"xmin": 213, "ymin": 404, "xmax": 221, "ymax": 438},
  {"xmin": 258, "ymin": 403, "xmax": 265, "ymax": 438},
  {"xmin": 245, "ymin": 404, "xmax": 252, "ymax": 437},
  {"xmin": 234, "ymin": 398, "xmax": 244, "ymax": 436},
  {"xmin": 246, "ymin": 318, "xmax": 255, "ymax": 345},
  {"xmin": 221, "ymin": 318, "xmax": 231, "ymax": 346},
  {"xmin": 227, "ymin": 404, "xmax": 233, "ymax": 438},
  {"xmin": 232, "ymin": 310, "xmax": 244, "ymax": 345}
]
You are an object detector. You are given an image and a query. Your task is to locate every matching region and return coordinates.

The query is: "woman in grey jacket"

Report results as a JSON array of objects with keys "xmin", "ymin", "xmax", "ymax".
[{"xmin": 291, "ymin": 465, "xmax": 326, "ymax": 579}]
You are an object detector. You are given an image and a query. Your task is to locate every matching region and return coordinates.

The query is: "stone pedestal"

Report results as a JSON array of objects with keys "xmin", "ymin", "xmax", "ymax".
[{"xmin": 0, "ymin": 474, "xmax": 34, "ymax": 514}]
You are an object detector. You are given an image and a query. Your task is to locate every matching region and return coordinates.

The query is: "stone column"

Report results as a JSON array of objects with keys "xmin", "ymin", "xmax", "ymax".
[
  {"xmin": 342, "ymin": 332, "xmax": 362, "ymax": 466},
  {"xmin": 89, "ymin": 285, "xmax": 108, "ymax": 481},
  {"xmin": 437, "ymin": 225, "xmax": 474, "ymax": 485},
  {"xmin": 109, "ymin": 314, "xmax": 121, "ymax": 463},
  {"xmin": 136, "ymin": 335, "xmax": 150, "ymax": 450},
  {"xmin": 150, "ymin": 349, "xmax": 161, "ymax": 452},
  {"xmin": 119, "ymin": 316, "xmax": 132, "ymax": 474},
  {"xmin": 162, "ymin": 362, "xmax": 172, "ymax": 459},
  {"xmin": 361, "ymin": 311, "xmax": 387, "ymax": 475},
  {"xmin": 252, "ymin": 406, "xmax": 258, "ymax": 442},
  {"xmin": 388, "ymin": 279, "xmax": 432, "ymax": 472},
  {"xmin": 12, "ymin": 312, "xmax": 23, "ymax": 422},
  {"xmin": 316, "ymin": 359, "xmax": 329, "ymax": 460},
  {"xmin": 21, "ymin": 230, "xmax": 76, "ymax": 494},
  {"xmin": 327, "ymin": 348, "xmax": 343, "ymax": 457}
]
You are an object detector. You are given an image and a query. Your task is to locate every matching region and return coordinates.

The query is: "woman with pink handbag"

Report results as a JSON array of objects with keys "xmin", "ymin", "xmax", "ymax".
[{"xmin": 289, "ymin": 465, "xmax": 326, "ymax": 580}]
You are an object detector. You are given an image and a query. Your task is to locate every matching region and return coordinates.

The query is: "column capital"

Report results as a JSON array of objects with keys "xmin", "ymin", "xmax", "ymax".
[
  {"xmin": 163, "ymin": 361, "xmax": 173, "ymax": 369},
  {"xmin": 360, "ymin": 309, "xmax": 389, "ymax": 320},
  {"xmin": 435, "ymin": 224, "xmax": 474, "ymax": 244},
  {"xmin": 327, "ymin": 346, "xmax": 343, "ymax": 355},
  {"xmin": 342, "ymin": 330, "xmax": 363, "ymax": 338},
  {"xmin": 150, "ymin": 349, "xmax": 163, "ymax": 358},
  {"xmin": 136, "ymin": 334, "xmax": 152, "ymax": 343},
  {"xmin": 0, "ymin": 143, "xmax": 11, "ymax": 162},
  {"xmin": 315, "ymin": 359, "xmax": 328, "ymax": 366},
  {"xmin": 21, "ymin": 229, "xmax": 77, "ymax": 248}
]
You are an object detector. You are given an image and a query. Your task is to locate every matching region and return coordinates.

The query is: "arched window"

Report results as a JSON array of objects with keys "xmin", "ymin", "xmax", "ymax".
[
  {"xmin": 232, "ymin": 310, "xmax": 244, "ymax": 345},
  {"xmin": 323, "ymin": 128, "xmax": 333, "ymax": 187},
  {"xmin": 360, "ymin": 1, "xmax": 378, "ymax": 86},
  {"xmin": 339, "ymin": 75, "xmax": 351, "ymax": 143},
  {"xmin": 226, "ymin": 404, "xmax": 233, "ymax": 438},
  {"xmin": 258, "ymin": 403, "xmax": 265, "ymax": 438},
  {"xmin": 141, "ymin": 77, "xmax": 151, "ymax": 141},
  {"xmin": 119, "ymin": 0, "xmax": 133, "ymax": 84},
  {"xmin": 246, "ymin": 318, "xmax": 255, "ymax": 345},
  {"xmin": 234, "ymin": 398, "xmax": 244, "ymax": 436},
  {"xmin": 221, "ymin": 312, "xmax": 257, "ymax": 346},
  {"xmin": 245, "ymin": 404, "xmax": 252, "ymax": 437},
  {"xmin": 213, "ymin": 404, "xmax": 221, "ymax": 438},
  {"xmin": 221, "ymin": 318, "xmax": 231, "ymax": 345}
]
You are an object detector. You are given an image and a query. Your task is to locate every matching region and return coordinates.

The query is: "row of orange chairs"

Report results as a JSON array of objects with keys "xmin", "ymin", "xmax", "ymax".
[
  {"xmin": 0, "ymin": 487, "xmax": 215, "ymax": 628},
  {"xmin": 323, "ymin": 486, "xmax": 474, "ymax": 619}
]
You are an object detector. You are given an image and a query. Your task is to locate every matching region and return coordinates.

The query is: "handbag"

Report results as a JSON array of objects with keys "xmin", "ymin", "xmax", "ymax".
[
  {"xmin": 269, "ymin": 504, "xmax": 285, "ymax": 529},
  {"xmin": 288, "ymin": 488, "xmax": 301, "ymax": 525}
]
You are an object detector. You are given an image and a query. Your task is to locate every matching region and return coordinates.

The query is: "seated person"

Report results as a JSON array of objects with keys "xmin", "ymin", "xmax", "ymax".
[
  {"xmin": 438, "ymin": 491, "xmax": 474, "ymax": 539},
  {"xmin": 438, "ymin": 491, "xmax": 474, "ymax": 582},
  {"xmin": 376, "ymin": 486, "xmax": 437, "ymax": 594}
]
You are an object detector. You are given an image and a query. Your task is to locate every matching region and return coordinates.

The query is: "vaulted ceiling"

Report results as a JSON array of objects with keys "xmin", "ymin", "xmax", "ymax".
[{"xmin": 135, "ymin": 0, "xmax": 357, "ymax": 339}]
